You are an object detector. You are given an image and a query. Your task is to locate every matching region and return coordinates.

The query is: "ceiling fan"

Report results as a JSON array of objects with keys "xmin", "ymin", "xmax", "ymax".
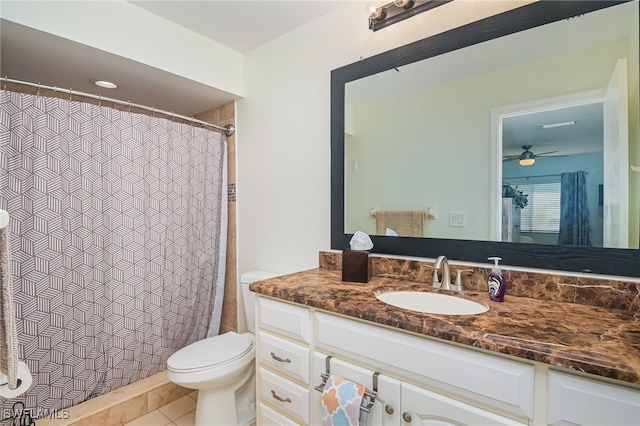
[{"xmin": 502, "ymin": 144, "xmax": 560, "ymax": 166}]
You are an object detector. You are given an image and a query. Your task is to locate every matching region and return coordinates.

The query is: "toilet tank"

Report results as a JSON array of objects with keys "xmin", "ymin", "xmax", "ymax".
[{"xmin": 240, "ymin": 271, "xmax": 280, "ymax": 333}]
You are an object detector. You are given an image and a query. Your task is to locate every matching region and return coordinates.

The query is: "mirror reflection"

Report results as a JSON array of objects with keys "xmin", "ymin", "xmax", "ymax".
[{"xmin": 343, "ymin": 1, "xmax": 638, "ymax": 249}]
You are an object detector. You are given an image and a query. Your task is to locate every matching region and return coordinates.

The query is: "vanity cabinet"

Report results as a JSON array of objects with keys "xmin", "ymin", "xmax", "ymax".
[
  {"xmin": 547, "ymin": 370, "xmax": 640, "ymax": 426},
  {"xmin": 256, "ymin": 297, "xmax": 311, "ymax": 425},
  {"xmin": 254, "ymin": 295, "xmax": 640, "ymax": 426}
]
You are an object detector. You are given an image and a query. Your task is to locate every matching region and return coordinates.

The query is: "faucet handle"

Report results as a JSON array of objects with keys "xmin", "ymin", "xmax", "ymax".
[
  {"xmin": 452, "ymin": 269, "xmax": 474, "ymax": 291},
  {"xmin": 422, "ymin": 264, "xmax": 441, "ymax": 288}
]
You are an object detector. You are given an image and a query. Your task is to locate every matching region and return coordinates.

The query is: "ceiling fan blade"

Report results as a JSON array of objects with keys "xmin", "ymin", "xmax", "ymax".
[
  {"xmin": 534, "ymin": 150, "xmax": 559, "ymax": 157},
  {"xmin": 502, "ymin": 156, "xmax": 520, "ymax": 162}
]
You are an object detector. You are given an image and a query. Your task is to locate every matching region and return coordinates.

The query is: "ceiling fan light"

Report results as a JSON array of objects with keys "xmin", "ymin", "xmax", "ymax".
[{"xmin": 519, "ymin": 158, "xmax": 535, "ymax": 166}]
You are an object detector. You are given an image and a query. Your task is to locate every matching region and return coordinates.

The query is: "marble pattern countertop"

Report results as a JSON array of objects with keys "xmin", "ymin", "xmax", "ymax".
[{"xmin": 250, "ymin": 269, "xmax": 640, "ymax": 386}]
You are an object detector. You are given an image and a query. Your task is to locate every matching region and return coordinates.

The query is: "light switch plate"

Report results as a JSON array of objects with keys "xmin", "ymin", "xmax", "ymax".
[{"xmin": 450, "ymin": 212, "xmax": 465, "ymax": 227}]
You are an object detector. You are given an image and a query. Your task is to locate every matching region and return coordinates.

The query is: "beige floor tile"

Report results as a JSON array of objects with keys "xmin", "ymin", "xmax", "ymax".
[
  {"xmin": 173, "ymin": 410, "xmax": 196, "ymax": 426},
  {"xmin": 188, "ymin": 391, "xmax": 198, "ymax": 400},
  {"xmin": 124, "ymin": 409, "xmax": 173, "ymax": 426},
  {"xmin": 158, "ymin": 395, "xmax": 197, "ymax": 421}
]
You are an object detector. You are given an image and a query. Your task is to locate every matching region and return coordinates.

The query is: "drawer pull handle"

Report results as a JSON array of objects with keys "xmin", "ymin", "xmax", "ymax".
[
  {"xmin": 402, "ymin": 412, "xmax": 412, "ymax": 423},
  {"xmin": 270, "ymin": 352, "xmax": 292, "ymax": 363},
  {"xmin": 271, "ymin": 390, "xmax": 292, "ymax": 403},
  {"xmin": 385, "ymin": 404, "xmax": 394, "ymax": 415}
]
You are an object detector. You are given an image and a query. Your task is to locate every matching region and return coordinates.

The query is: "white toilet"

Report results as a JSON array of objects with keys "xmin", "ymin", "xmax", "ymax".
[{"xmin": 167, "ymin": 271, "xmax": 279, "ymax": 426}]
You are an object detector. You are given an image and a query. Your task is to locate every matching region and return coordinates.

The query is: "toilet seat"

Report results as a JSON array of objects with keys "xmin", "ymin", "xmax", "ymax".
[{"xmin": 167, "ymin": 332, "xmax": 253, "ymax": 374}]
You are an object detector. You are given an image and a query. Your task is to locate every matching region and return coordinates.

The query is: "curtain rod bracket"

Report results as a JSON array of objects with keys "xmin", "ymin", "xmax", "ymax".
[{"xmin": 224, "ymin": 124, "xmax": 235, "ymax": 137}]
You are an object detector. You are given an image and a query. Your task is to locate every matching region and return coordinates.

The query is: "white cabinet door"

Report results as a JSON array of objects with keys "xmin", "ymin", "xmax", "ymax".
[
  {"xmin": 312, "ymin": 352, "xmax": 402, "ymax": 426},
  {"xmin": 400, "ymin": 382, "xmax": 526, "ymax": 426},
  {"xmin": 548, "ymin": 371, "xmax": 640, "ymax": 426}
]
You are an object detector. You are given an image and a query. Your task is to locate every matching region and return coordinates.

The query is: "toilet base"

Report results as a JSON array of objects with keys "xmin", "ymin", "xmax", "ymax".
[{"xmin": 194, "ymin": 364, "xmax": 256, "ymax": 426}]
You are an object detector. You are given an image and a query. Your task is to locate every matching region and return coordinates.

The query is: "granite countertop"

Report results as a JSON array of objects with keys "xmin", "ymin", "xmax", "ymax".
[{"xmin": 250, "ymin": 268, "xmax": 640, "ymax": 386}]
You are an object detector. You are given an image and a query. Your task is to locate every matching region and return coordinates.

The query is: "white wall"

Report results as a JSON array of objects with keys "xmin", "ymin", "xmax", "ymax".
[
  {"xmin": 1, "ymin": 0, "xmax": 244, "ymax": 96},
  {"xmin": 236, "ymin": 1, "xmax": 534, "ymax": 275}
]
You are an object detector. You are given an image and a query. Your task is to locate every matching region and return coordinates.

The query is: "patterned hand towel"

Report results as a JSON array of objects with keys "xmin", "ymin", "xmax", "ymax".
[
  {"xmin": 321, "ymin": 375, "xmax": 368, "ymax": 426},
  {"xmin": 0, "ymin": 209, "xmax": 19, "ymax": 389}
]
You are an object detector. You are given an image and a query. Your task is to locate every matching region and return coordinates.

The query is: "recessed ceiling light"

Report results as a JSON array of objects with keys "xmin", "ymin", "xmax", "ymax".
[{"xmin": 92, "ymin": 79, "xmax": 118, "ymax": 89}]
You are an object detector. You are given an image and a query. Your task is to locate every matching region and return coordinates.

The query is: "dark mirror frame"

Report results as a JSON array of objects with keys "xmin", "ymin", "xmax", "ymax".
[{"xmin": 331, "ymin": 0, "xmax": 640, "ymax": 277}]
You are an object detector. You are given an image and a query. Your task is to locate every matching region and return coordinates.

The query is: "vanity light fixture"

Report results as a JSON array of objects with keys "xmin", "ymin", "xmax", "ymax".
[
  {"xmin": 92, "ymin": 79, "xmax": 118, "ymax": 89},
  {"xmin": 369, "ymin": 0, "xmax": 452, "ymax": 32}
]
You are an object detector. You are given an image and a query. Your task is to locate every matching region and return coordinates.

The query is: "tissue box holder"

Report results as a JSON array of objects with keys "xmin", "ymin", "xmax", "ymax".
[{"xmin": 342, "ymin": 250, "xmax": 371, "ymax": 283}]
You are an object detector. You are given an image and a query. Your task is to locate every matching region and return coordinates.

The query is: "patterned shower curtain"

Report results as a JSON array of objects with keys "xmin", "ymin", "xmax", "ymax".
[
  {"xmin": 0, "ymin": 90, "xmax": 227, "ymax": 413},
  {"xmin": 558, "ymin": 171, "xmax": 592, "ymax": 246}
]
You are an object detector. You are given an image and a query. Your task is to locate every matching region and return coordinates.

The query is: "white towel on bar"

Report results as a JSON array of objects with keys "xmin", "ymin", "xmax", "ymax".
[{"xmin": 0, "ymin": 209, "xmax": 20, "ymax": 389}]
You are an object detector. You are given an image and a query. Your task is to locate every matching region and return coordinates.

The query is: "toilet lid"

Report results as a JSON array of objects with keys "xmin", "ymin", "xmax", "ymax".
[{"xmin": 167, "ymin": 332, "xmax": 253, "ymax": 372}]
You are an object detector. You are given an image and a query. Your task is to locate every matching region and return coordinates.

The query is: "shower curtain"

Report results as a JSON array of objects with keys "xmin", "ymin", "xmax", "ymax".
[
  {"xmin": 0, "ymin": 89, "xmax": 227, "ymax": 414},
  {"xmin": 558, "ymin": 171, "xmax": 592, "ymax": 246}
]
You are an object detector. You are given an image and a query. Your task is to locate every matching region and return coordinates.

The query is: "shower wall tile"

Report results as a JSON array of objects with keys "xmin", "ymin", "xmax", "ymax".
[
  {"xmin": 72, "ymin": 394, "xmax": 148, "ymax": 426},
  {"xmin": 147, "ymin": 382, "xmax": 193, "ymax": 412},
  {"xmin": 196, "ymin": 101, "xmax": 238, "ymax": 332},
  {"xmin": 219, "ymin": 102, "xmax": 234, "ymax": 122},
  {"xmin": 220, "ymin": 266, "xmax": 238, "ymax": 334},
  {"xmin": 36, "ymin": 372, "xmax": 190, "ymax": 426},
  {"xmin": 226, "ymin": 203, "xmax": 237, "ymax": 267}
]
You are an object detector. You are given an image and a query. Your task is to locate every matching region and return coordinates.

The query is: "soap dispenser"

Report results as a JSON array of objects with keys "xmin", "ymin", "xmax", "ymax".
[{"xmin": 487, "ymin": 257, "xmax": 506, "ymax": 302}]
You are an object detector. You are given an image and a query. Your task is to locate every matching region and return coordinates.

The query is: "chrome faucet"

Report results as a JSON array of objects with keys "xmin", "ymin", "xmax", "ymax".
[{"xmin": 432, "ymin": 255, "xmax": 451, "ymax": 290}]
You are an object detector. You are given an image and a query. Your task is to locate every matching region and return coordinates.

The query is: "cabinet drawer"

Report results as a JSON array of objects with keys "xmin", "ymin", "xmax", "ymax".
[
  {"xmin": 548, "ymin": 370, "xmax": 640, "ymax": 426},
  {"xmin": 315, "ymin": 312, "xmax": 534, "ymax": 419},
  {"xmin": 258, "ymin": 331, "xmax": 310, "ymax": 384},
  {"xmin": 258, "ymin": 403, "xmax": 303, "ymax": 426},
  {"xmin": 258, "ymin": 297, "xmax": 310, "ymax": 343},
  {"xmin": 259, "ymin": 367, "xmax": 310, "ymax": 424}
]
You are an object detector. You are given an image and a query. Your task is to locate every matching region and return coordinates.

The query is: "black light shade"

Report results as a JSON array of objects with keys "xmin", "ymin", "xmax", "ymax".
[
  {"xmin": 369, "ymin": 0, "xmax": 453, "ymax": 32},
  {"xmin": 518, "ymin": 147, "xmax": 535, "ymax": 166}
]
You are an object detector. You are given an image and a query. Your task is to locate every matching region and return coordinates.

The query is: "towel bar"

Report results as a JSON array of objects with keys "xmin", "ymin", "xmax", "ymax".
[{"xmin": 314, "ymin": 355, "xmax": 378, "ymax": 414}]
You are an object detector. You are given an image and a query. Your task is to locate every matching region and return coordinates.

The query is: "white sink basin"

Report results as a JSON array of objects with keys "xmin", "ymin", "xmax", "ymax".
[{"xmin": 376, "ymin": 291, "xmax": 488, "ymax": 315}]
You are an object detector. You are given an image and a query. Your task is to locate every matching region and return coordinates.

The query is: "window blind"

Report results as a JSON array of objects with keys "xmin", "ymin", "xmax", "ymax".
[{"xmin": 517, "ymin": 182, "xmax": 561, "ymax": 233}]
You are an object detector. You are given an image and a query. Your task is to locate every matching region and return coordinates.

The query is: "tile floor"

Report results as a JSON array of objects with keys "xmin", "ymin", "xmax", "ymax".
[{"xmin": 124, "ymin": 392, "xmax": 197, "ymax": 426}]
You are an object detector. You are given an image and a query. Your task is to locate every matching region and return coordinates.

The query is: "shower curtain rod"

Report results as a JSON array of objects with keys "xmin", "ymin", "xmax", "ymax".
[{"xmin": 1, "ymin": 77, "xmax": 236, "ymax": 137}]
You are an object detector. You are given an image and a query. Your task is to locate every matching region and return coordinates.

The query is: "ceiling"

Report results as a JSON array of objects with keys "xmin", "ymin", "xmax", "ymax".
[{"xmin": 0, "ymin": 1, "xmax": 348, "ymax": 117}]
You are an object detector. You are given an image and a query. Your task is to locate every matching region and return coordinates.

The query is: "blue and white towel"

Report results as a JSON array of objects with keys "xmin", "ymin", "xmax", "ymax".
[{"xmin": 321, "ymin": 375, "xmax": 368, "ymax": 426}]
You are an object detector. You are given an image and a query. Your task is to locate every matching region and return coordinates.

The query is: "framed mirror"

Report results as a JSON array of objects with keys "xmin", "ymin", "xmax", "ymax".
[{"xmin": 331, "ymin": 0, "xmax": 640, "ymax": 277}]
